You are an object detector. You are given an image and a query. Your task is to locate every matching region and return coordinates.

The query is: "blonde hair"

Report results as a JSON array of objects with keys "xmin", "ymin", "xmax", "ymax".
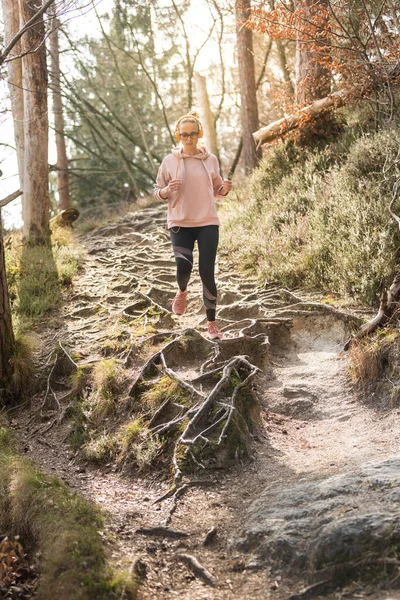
[{"xmin": 178, "ymin": 111, "xmax": 201, "ymax": 132}]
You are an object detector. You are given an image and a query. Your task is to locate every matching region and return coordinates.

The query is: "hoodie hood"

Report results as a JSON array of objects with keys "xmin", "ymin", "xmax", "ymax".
[{"xmin": 172, "ymin": 146, "xmax": 210, "ymax": 160}]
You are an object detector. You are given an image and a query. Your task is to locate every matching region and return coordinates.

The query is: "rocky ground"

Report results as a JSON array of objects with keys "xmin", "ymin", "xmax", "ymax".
[{"xmin": 9, "ymin": 204, "xmax": 400, "ymax": 599}]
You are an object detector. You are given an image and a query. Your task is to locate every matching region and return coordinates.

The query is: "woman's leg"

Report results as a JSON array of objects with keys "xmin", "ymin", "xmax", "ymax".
[
  {"xmin": 170, "ymin": 227, "xmax": 196, "ymax": 291},
  {"xmin": 197, "ymin": 225, "xmax": 219, "ymax": 322}
]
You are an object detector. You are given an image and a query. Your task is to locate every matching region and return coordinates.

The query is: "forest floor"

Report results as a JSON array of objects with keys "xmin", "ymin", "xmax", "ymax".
[{"xmin": 8, "ymin": 204, "xmax": 400, "ymax": 599}]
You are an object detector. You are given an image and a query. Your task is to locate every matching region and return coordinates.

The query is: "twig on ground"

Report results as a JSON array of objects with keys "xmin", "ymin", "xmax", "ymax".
[
  {"xmin": 136, "ymin": 526, "xmax": 189, "ymax": 539},
  {"xmin": 176, "ymin": 553, "xmax": 216, "ymax": 587}
]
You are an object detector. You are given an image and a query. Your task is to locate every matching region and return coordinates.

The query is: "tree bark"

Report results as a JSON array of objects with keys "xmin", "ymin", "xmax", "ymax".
[
  {"xmin": 194, "ymin": 73, "xmax": 219, "ymax": 161},
  {"xmin": 0, "ymin": 210, "xmax": 15, "ymax": 390},
  {"xmin": 19, "ymin": 0, "xmax": 50, "ymax": 244},
  {"xmin": 1, "ymin": 0, "xmax": 26, "ymax": 225},
  {"xmin": 50, "ymin": 16, "xmax": 70, "ymax": 211},
  {"xmin": 235, "ymin": 0, "xmax": 262, "ymax": 173},
  {"xmin": 295, "ymin": 0, "xmax": 331, "ymax": 105}
]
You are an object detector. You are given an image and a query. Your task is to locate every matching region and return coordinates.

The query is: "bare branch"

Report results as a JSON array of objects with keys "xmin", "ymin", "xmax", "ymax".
[
  {"xmin": 0, "ymin": 190, "xmax": 23, "ymax": 208},
  {"xmin": 0, "ymin": 0, "xmax": 56, "ymax": 66}
]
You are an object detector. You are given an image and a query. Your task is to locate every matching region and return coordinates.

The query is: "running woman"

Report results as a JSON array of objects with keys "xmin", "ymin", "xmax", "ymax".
[{"xmin": 153, "ymin": 112, "xmax": 232, "ymax": 340}]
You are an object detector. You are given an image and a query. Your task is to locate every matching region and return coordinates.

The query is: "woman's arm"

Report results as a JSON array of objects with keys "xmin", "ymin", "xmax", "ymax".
[
  {"xmin": 153, "ymin": 160, "xmax": 170, "ymax": 201},
  {"xmin": 154, "ymin": 158, "xmax": 182, "ymax": 201},
  {"xmin": 212, "ymin": 165, "xmax": 232, "ymax": 198}
]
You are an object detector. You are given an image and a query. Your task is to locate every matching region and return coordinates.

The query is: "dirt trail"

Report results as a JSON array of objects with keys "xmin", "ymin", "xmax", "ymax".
[{"xmin": 12, "ymin": 205, "xmax": 400, "ymax": 599}]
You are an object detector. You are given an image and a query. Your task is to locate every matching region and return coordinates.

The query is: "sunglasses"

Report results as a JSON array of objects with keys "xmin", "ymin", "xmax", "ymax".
[{"xmin": 179, "ymin": 132, "xmax": 199, "ymax": 140}]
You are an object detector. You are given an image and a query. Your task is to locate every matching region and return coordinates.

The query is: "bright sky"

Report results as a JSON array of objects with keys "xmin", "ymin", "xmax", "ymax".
[{"xmin": 0, "ymin": 0, "xmax": 225, "ymax": 228}]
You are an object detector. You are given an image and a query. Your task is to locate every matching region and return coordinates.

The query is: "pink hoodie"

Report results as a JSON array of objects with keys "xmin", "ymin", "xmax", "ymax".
[{"xmin": 153, "ymin": 146, "xmax": 225, "ymax": 229}]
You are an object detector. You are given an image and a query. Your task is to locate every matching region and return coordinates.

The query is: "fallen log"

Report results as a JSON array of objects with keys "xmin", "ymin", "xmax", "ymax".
[
  {"xmin": 253, "ymin": 62, "xmax": 400, "ymax": 146},
  {"xmin": 253, "ymin": 89, "xmax": 349, "ymax": 146}
]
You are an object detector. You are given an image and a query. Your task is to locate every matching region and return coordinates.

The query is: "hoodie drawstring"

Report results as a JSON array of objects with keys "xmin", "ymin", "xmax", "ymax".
[{"xmin": 170, "ymin": 151, "xmax": 181, "ymax": 233}]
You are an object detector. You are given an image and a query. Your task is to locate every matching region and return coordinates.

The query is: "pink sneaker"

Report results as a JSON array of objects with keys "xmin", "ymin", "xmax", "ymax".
[
  {"xmin": 207, "ymin": 321, "xmax": 223, "ymax": 340},
  {"xmin": 172, "ymin": 290, "xmax": 187, "ymax": 315}
]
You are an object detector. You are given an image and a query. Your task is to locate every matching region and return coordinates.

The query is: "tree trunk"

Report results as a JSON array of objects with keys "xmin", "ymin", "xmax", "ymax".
[
  {"xmin": 19, "ymin": 0, "xmax": 50, "ymax": 244},
  {"xmin": 0, "ymin": 210, "xmax": 14, "ymax": 390},
  {"xmin": 235, "ymin": 0, "xmax": 262, "ymax": 173},
  {"xmin": 194, "ymin": 73, "xmax": 219, "ymax": 162},
  {"xmin": 1, "ymin": 0, "xmax": 26, "ymax": 224},
  {"xmin": 50, "ymin": 16, "xmax": 70, "ymax": 211},
  {"xmin": 295, "ymin": 0, "xmax": 331, "ymax": 105},
  {"xmin": 275, "ymin": 39, "xmax": 295, "ymax": 98}
]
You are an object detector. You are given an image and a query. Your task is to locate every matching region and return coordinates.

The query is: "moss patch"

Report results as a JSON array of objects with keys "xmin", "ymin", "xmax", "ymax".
[{"xmin": 0, "ymin": 426, "xmax": 133, "ymax": 599}]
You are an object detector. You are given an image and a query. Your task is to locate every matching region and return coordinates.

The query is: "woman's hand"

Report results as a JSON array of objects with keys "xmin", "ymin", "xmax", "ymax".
[
  {"xmin": 159, "ymin": 179, "xmax": 182, "ymax": 199},
  {"xmin": 168, "ymin": 178, "xmax": 182, "ymax": 194},
  {"xmin": 220, "ymin": 179, "xmax": 232, "ymax": 196}
]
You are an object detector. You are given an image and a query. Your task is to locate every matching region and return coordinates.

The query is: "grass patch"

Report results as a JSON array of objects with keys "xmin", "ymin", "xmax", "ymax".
[
  {"xmin": 83, "ymin": 432, "xmax": 118, "ymax": 464},
  {"xmin": 68, "ymin": 396, "xmax": 90, "ymax": 450},
  {"xmin": 116, "ymin": 418, "xmax": 162, "ymax": 472},
  {"xmin": 5, "ymin": 227, "xmax": 82, "ymax": 321},
  {"xmin": 349, "ymin": 338, "xmax": 383, "ymax": 388},
  {"xmin": 141, "ymin": 375, "xmax": 191, "ymax": 409},
  {"xmin": 6, "ymin": 329, "xmax": 36, "ymax": 395},
  {"xmin": 348, "ymin": 328, "xmax": 400, "ymax": 408},
  {"xmin": 0, "ymin": 426, "xmax": 135, "ymax": 599},
  {"xmin": 90, "ymin": 359, "xmax": 126, "ymax": 423}
]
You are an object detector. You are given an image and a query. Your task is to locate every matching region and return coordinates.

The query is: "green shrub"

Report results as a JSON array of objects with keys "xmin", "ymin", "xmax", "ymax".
[{"xmin": 222, "ymin": 126, "xmax": 400, "ymax": 305}]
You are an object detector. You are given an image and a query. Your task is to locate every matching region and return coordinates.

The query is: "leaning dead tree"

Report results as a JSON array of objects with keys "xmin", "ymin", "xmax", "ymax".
[
  {"xmin": 253, "ymin": 88, "xmax": 349, "ymax": 146},
  {"xmin": 253, "ymin": 63, "xmax": 400, "ymax": 147}
]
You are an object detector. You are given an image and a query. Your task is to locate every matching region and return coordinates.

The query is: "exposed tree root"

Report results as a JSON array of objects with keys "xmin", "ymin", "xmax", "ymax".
[{"xmin": 124, "ymin": 322, "xmax": 268, "ymax": 522}]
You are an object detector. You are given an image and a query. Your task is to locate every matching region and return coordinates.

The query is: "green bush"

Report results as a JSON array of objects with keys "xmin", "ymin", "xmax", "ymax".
[{"xmin": 221, "ymin": 126, "xmax": 400, "ymax": 305}]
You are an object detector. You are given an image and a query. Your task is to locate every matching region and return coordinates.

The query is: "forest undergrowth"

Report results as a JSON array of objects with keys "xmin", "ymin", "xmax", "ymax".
[{"xmin": 221, "ymin": 118, "xmax": 400, "ymax": 307}]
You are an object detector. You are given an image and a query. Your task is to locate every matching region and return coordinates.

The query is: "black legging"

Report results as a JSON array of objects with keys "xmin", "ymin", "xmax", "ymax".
[{"xmin": 170, "ymin": 225, "xmax": 219, "ymax": 322}]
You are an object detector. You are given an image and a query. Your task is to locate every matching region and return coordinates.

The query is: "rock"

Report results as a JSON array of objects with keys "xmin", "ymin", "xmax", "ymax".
[
  {"xmin": 237, "ymin": 457, "xmax": 400, "ymax": 583},
  {"xmin": 272, "ymin": 398, "xmax": 315, "ymax": 417},
  {"xmin": 282, "ymin": 386, "xmax": 318, "ymax": 400}
]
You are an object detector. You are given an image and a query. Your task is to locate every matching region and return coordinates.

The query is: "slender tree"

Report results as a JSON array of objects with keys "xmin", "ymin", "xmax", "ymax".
[
  {"xmin": 275, "ymin": 39, "xmax": 295, "ymax": 98},
  {"xmin": 19, "ymin": 0, "xmax": 50, "ymax": 243},
  {"xmin": 235, "ymin": 0, "xmax": 262, "ymax": 173},
  {"xmin": 1, "ymin": 0, "xmax": 26, "ymax": 224},
  {"xmin": 195, "ymin": 72, "xmax": 220, "ymax": 162},
  {"xmin": 49, "ymin": 14, "xmax": 71, "ymax": 211}
]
